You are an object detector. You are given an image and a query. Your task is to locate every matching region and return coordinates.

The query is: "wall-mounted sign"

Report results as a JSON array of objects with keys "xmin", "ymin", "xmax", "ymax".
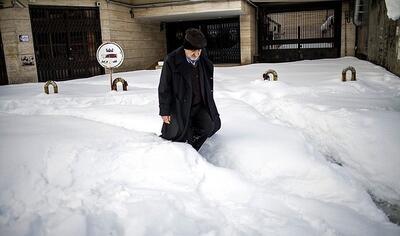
[
  {"xmin": 19, "ymin": 35, "xmax": 29, "ymax": 42},
  {"xmin": 21, "ymin": 55, "xmax": 35, "ymax": 66},
  {"xmin": 96, "ymin": 42, "xmax": 124, "ymax": 69}
]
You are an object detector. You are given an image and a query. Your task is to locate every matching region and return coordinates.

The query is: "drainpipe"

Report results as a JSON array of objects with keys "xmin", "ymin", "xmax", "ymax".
[
  {"xmin": 345, "ymin": 14, "xmax": 347, "ymax": 56},
  {"xmin": 354, "ymin": 0, "xmax": 367, "ymax": 26},
  {"xmin": 246, "ymin": 0, "xmax": 258, "ymax": 11},
  {"xmin": 246, "ymin": 0, "xmax": 258, "ymax": 20}
]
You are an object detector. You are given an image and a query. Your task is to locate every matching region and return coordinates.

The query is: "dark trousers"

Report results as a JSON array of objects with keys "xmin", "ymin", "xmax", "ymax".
[{"xmin": 187, "ymin": 103, "xmax": 214, "ymax": 151}]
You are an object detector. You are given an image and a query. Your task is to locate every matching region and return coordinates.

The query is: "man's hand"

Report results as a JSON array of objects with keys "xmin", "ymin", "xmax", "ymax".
[{"xmin": 162, "ymin": 116, "xmax": 171, "ymax": 124}]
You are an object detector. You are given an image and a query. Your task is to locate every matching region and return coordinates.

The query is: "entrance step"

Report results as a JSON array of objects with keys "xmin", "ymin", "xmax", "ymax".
[{"xmin": 155, "ymin": 61, "xmax": 164, "ymax": 69}]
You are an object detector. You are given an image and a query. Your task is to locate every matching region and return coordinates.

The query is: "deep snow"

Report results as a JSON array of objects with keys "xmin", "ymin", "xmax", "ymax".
[{"xmin": 0, "ymin": 57, "xmax": 399, "ymax": 235}]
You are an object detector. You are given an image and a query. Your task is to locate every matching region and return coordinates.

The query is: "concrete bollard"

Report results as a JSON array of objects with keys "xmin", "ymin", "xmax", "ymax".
[
  {"xmin": 342, "ymin": 66, "xmax": 356, "ymax": 82},
  {"xmin": 112, "ymin": 77, "xmax": 128, "ymax": 91},
  {"xmin": 263, "ymin": 69, "xmax": 278, "ymax": 81},
  {"xmin": 44, "ymin": 80, "xmax": 58, "ymax": 94}
]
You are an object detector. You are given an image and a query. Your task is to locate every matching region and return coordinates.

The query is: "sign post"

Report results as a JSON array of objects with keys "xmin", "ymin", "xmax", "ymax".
[
  {"xmin": 110, "ymin": 67, "xmax": 113, "ymax": 89},
  {"xmin": 96, "ymin": 42, "xmax": 125, "ymax": 90}
]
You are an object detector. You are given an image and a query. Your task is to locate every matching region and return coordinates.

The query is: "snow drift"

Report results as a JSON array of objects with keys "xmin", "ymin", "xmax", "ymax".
[{"xmin": 0, "ymin": 57, "xmax": 399, "ymax": 235}]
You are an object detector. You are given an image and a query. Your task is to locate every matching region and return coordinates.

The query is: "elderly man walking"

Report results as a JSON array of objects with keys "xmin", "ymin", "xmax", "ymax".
[{"xmin": 158, "ymin": 28, "xmax": 221, "ymax": 150}]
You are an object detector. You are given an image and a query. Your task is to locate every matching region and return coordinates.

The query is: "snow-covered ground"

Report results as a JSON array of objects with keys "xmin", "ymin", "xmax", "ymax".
[{"xmin": 0, "ymin": 57, "xmax": 399, "ymax": 235}]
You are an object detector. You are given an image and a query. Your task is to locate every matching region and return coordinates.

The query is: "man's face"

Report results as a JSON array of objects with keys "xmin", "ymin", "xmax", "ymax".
[{"xmin": 184, "ymin": 49, "xmax": 202, "ymax": 61}]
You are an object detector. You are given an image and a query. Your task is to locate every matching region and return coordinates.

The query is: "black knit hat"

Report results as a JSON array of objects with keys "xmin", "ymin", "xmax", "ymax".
[{"xmin": 183, "ymin": 28, "xmax": 207, "ymax": 50}]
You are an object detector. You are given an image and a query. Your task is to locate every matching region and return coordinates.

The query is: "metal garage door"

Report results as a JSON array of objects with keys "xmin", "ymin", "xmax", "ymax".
[
  {"xmin": 30, "ymin": 6, "xmax": 104, "ymax": 82},
  {"xmin": 258, "ymin": 1, "xmax": 341, "ymax": 62}
]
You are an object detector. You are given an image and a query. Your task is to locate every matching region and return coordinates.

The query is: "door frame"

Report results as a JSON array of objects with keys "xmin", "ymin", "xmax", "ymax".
[{"xmin": 0, "ymin": 31, "xmax": 8, "ymax": 85}]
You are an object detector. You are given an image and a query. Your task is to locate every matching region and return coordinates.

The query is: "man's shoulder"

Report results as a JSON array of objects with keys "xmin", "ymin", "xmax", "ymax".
[
  {"xmin": 201, "ymin": 55, "xmax": 213, "ymax": 68},
  {"xmin": 166, "ymin": 47, "xmax": 184, "ymax": 59},
  {"xmin": 164, "ymin": 47, "xmax": 185, "ymax": 67}
]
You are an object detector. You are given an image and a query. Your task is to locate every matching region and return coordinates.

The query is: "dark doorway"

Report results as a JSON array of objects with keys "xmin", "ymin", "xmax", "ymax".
[
  {"xmin": 29, "ymin": 6, "xmax": 104, "ymax": 82},
  {"xmin": 0, "ymin": 31, "xmax": 8, "ymax": 85},
  {"xmin": 166, "ymin": 18, "xmax": 240, "ymax": 64},
  {"xmin": 258, "ymin": 1, "xmax": 341, "ymax": 62}
]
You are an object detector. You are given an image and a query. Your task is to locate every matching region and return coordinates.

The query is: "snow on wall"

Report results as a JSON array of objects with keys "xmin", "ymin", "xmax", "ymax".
[{"xmin": 386, "ymin": 0, "xmax": 400, "ymax": 20}]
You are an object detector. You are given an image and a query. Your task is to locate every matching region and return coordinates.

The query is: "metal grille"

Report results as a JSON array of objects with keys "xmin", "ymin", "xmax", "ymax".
[
  {"xmin": 30, "ymin": 6, "xmax": 104, "ymax": 82},
  {"xmin": 259, "ymin": 2, "xmax": 341, "ymax": 62},
  {"xmin": 0, "ymin": 31, "xmax": 8, "ymax": 85},
  {"xmin": 166, "ymin": 18, "xmax": 240, "ymax": 64}
]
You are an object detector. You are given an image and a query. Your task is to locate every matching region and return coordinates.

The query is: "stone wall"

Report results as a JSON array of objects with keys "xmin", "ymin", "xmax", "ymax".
[
  {"xmin": 364, "ymin": 0, "xmax": 400, "ymax": 76},
  {"xmin": 341, "ymin": 0, "xmax": 356, "ymax": 57}
]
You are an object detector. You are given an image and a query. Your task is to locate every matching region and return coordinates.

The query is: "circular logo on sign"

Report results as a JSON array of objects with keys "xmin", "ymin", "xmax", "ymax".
[{"xmin": 96, "ymin": 42, "xmax": 124, "ymax": 69}]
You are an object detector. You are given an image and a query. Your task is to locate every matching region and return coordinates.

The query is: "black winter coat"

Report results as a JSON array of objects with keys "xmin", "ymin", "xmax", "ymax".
[{"xmin": 158, "ymin": 46, "xmax": 221, "ymax": 141}]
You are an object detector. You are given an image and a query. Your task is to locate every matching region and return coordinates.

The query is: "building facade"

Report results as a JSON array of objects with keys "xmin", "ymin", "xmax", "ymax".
[
  {"xmin": 0, "ymin": 0, "xmax": 166, "ymax": 84},
  {"xmin": 0, "ymin": 0, "xmax": 372, "ymax": 84}
]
